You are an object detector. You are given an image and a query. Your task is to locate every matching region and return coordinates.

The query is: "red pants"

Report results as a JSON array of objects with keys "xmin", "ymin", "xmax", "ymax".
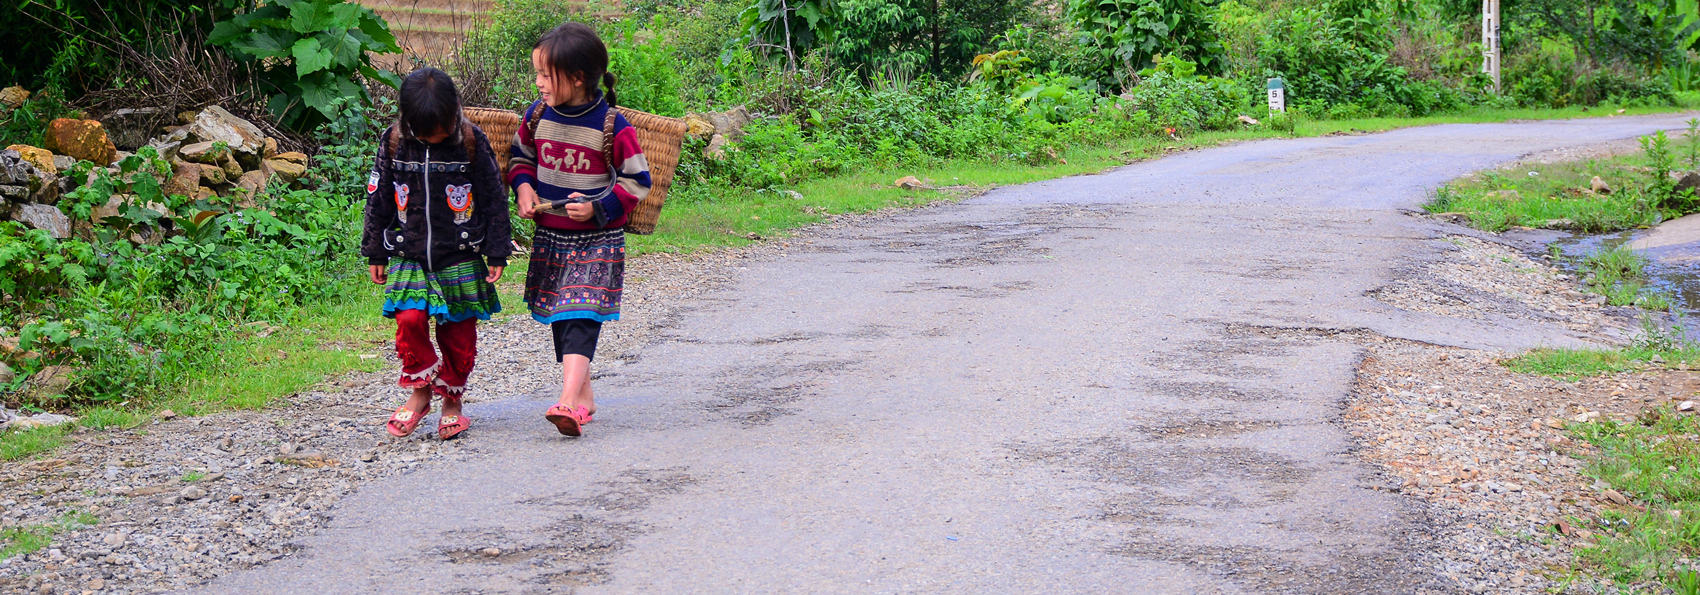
[{"xmin": 394, "ymin": 309, "xmax": 477, "ymax": 397}]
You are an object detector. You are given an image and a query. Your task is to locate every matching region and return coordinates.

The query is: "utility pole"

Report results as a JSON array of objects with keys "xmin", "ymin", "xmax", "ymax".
[{"xmin": 1482, "ymin": 0, "xmax": 1501, "ymax": 94}]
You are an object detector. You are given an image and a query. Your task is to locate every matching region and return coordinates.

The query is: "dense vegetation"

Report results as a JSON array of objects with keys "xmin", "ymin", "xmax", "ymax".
[{"xmin": 1, "ymin": 0, "xmax": 1699, "ymax": 410}]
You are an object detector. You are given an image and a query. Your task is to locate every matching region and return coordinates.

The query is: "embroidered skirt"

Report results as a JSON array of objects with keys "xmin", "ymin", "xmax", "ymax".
[
  {"xmin": 525, "ymin": 226, "xmax": 625, "ymax": 324},
  {"xmin": 381, "ymin": 258, "xmax": 502, "ymax": 324}
]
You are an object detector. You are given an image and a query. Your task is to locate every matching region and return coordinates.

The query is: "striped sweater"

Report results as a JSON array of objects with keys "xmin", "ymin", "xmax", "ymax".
[{"xmin": 506, "ymin": 94, "xmax": 652, "ymax": 231}]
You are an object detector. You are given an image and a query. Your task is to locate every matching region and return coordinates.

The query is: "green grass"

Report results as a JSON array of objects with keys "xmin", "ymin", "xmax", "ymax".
[
  {"xmin": 1567, "ymin": 413, "xmax": 1700, "ymax": 588},
  {"xmin": 180, "ymin": 470, "xmax": 205, "ymax": 482},
  {"xmin": 0, "ymin": 510, "xmax": 99, "ymax": 561},
  {"xmin": 4, "ymin": 102, "xmax": 1695, "ymax": 461},
  {"xmin": 1424, "ymin": 111, "xmax": 1700, "ymax": 234},
  {"xmin": 1506, "ymin": 348, "xmax": 1642, "ymax": 379},
  {"xmin": 0, "ymin": 424, "xmax": 70, "ymax": 461},
  {"xmin": 1579, "ymin": 246, "xmax": 1672, "ymax": 310},
  {"xmin": 1507, "ymin": 344, "xmax": 1700, "ymax": 380}
]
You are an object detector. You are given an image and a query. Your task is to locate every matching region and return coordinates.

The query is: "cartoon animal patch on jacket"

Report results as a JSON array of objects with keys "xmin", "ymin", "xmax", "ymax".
[
  {"xmin": 446, "ymin": 183, "xmax": 473, "ymax": 224},
  {"xmin": 394, "ymin": 182, "xmax": 411, "ymax": 224}
]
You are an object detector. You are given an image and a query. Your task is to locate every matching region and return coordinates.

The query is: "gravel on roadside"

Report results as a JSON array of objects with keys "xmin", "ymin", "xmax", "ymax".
[
  {"xmin": 1351, "ymin": 233, "xmax": 1692, "ymax": 594},
  {"xmin": 0, "ymin": 236, "xmax": 806, "ymax": 595}
]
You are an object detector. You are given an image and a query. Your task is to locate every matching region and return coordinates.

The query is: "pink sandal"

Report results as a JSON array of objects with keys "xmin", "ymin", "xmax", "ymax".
[
  {"xmin": 544, "ymin": 404, "xmax": 590, "ymax": 437},
  {"xmin": 386, "ymin": 401, "xmax": 431, "ymax": 437},
  {"xmin": 436, "ymin": 390, "xmax": 470, "ymax": 440}
]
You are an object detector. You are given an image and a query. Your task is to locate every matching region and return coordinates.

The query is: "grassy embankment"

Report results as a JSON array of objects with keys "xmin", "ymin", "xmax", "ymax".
[
  {"xmin": 1459, "ymin": 119, "xmax": 1700, "ymax": 589},
  {"xmin": 2, "ymin": 103, "xmax": 1693, "ymax": 462}
]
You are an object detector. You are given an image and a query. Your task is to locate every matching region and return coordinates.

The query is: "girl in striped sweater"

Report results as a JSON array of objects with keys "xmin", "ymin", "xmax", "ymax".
[{"xmin": 508, "ymin": 22, "xmax": 652, "ymax": 437}]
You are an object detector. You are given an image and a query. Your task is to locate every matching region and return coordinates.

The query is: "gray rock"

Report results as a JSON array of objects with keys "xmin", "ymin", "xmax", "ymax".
[
  {"xmin": 185, "ymin": 106, "xmax": 266, "ymax": 166},
  {"xmin": 0, "ymin": 361, "xmax": 13, "ymax": 385},
  {"xmin": 1677, "ymin": 170, "xmax": 1700, "ymax": 197},
  {"xmin": 178, "ymin": 141, "xmax": 226, "ymax": 164},
  {"xmin": 51, "ymin": 155, "xmax": 74, "ymax": 172},
  {"xmin": 0, "ymin": 184, "xmax": 26, "ymax": 200},
  {"xmin": 180, "ymin": 487, "xmax": 207, "ymax": 501},
  {"xmin": 100, "ymin": 108, "xmax": 171, "ymax": 150},
  {"xmin": 705, "ymin": 134, "xmax": 729, "ymax": 160},
  {"xmin": 12, "ymin": 412, "xmax": 75, "ymax": 430},
  {"xmin": 0, "ymin": 149, "xmax": 45, "ymax": 189},
  {"xmin": 17, "ymin": 203, "xmax": 70, "ymax": 238}
]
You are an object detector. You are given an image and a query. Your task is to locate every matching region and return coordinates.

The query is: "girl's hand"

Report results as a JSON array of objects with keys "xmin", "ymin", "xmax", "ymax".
[
  {"xmin": 517, "ymin": 184, "xmax": 538, "ymax": 220},
  {"xmin": 369, "ymin": 264, "xmax": 387, "ymax": 284},
  {"xmin": 486, "ymin": 266, "xmax": 504, "ymax": 283},
  {"xmin": 563, "ymin": 193, "xmax": 593, "ymax": 221}
]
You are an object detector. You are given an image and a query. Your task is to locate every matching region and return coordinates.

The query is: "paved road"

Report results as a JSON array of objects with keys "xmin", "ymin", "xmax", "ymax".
[{"xmin": 190, "ymin": 114, "xmax": 1694, "ymax": 594}]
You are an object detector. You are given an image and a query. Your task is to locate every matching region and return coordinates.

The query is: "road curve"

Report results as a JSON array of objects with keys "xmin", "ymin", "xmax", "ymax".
[{"xmin": 187, "ymin": 113, "xmax": 1694, "ymax": 594}]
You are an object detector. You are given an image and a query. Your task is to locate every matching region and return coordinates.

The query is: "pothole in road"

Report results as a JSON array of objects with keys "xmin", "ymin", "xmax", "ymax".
[
  {"xmin": 1133, "ymin": 419, "xmax": 1284, "ymax": 440},
  {"xmin": 1112, "ymin": 540, "xmax": 1447, "ymax": 594},
  {"xmin": 704, "ymin": 359, "xmax": 860, "ymax": 426},
  {"xmin": 1146, "ymin": 379, "xmax": 1294, "ymax": 403}
]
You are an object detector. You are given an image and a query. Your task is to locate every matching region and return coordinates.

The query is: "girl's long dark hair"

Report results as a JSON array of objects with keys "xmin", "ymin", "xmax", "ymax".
[
  {"xmin": 535, "ymin": 22, "xmax": 617, "ymax": 107},
  {"xmin": 398, "ymin": 67, "xmax": 461, "ymax": 139}
]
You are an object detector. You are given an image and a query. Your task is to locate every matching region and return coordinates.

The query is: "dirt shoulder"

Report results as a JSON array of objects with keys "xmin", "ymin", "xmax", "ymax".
[
  {"xmin": 1351, "ymin": 233, "xmax": 1689, "ymax": 593},
  {"xmin": 0, "ymin": 238, "xmax": 788, "ymax": 595}
]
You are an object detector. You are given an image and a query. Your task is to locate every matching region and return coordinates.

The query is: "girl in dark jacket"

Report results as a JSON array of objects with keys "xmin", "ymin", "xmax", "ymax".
[{"xmin": 360, "ymin": 67, "xmax": 512, "ymax": 440}]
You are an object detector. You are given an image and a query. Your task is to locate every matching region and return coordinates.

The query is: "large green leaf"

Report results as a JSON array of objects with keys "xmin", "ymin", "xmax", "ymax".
[
  {"xmin": 319, "ymin": 30, "xmax": 364, "ymax": 68},
  {"xmin": 296, "ymin": 72, "xmax": 338, "ymax": 117},
  {"xmin": 232, "ymin": 29, "xmax": 296, "ymax": 59},
  {"xmin": 207, "ymin": 19, "xmax": 250, "ymax": 46},
  {"xmin": 357, "ymin": 11, "xmax": 400, "ymax": 53},
  {"xmin": 292, "ymin": 37, "xmax": 334, "ymax": 77},
  {"xmin": 290, "ymin": 0, "xmax": 335, "ymax": 33},
  {"xmin": 327, "ymin": 3, "xmax": 363, "ymax": 29},
  {"xmin": 359, "ymin": 64, "xmax": 404, "ymax": 89}
]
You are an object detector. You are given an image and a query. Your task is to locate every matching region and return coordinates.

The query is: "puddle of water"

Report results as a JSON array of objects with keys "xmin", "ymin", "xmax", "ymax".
[{"xmin": 1554, "ymin": 230, "xmax": 1700, "ymax": 315}]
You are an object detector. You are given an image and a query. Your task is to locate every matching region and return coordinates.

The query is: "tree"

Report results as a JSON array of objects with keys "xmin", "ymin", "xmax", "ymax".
[{"xmin": 832, "ymin": 0, "xmax": 1025, "ymax": 78}]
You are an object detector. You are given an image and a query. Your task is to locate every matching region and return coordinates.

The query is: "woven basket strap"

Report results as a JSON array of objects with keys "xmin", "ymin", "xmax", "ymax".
[
  {"xmin": 602, "ymin": 108, "xmax": 616, "ymax": 175},
  {"xmin": 524, "ymin": 100, "xmax": 542, "ymax": 142},
  {"xmin": 461, "ymin": 118, "xmax": 478, "ymax": 162}
]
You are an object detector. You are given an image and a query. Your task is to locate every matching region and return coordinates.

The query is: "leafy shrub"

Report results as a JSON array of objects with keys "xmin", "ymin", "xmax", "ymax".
[
  {"xmin": 606, "ymin": 21, "xmax": 687, "ymax": 116},
  {"xmin": 1, "ymin": 101, "xmax": 379, "ymax": 405},
  {"xmin": 737, "ymin": 0, "xmax": 839, "ymax": 63},
  {"xmin": 832, "ymin": 0, "xmax": 1024, "ymax": 77},
  {"xmin": 968, "ymin": 50, "xmax": 1034, "ymax": 93},
  {"xmin": 1067, "ymin": 0, "xmax": 1225, "ymax": 90},
  {"xmin": 1255, "ymin": 5, "xmax": 1459, "ymax": 117},
  {"xmin": 0, "ymin": 0, "xmax": 220, "ymax": 97},
  {"xmin": 460, "ymin": 2, "xmax": 685, "ymax": 114},
  {"xmin": 1505, "ymin": 39, "xmax": 1677, "ymax": 108},
  {"xmin": 1125, "ymin": 56, "xmax": 1248, "ymax": 131},
  {"xmin": 208, "ymin": 0, "xmax": 402, "ymax": 131}
]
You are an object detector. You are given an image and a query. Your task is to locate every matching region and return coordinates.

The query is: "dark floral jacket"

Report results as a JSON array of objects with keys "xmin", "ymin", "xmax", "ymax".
[{"xmin": 359, "ymin": 121, "xmax": 513, "ymax": 270}]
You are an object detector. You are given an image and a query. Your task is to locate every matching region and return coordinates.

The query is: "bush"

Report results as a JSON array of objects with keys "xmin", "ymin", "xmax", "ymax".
[
  {"xmin": 459, "ymin": 2, "xmax": 685, "ymax": 114},
  {"xmin": 1067, "ymin": 0, "xmax": 1224, "ymax": 90},
  {"xmin": 1254, "ymin": 4, "xmax": 1463, "ymax": 118},
  {"xmin": 831, "ymin": 0, "xmax": 1024, "ymax": 77},
  {"xmin": 207, "ymin": 0, "xmax": 402, "ymax": 132},
  {"xmin": 1125, "ymin": 56, "xmax": 1248, "ymax": 131},
  {"xmin": 1505, "ymin": 37, "xmax": 1677, "ymax": 109},
  {"xmin": 1, "ymin": 102, "xmax": 381, "ymax": 405}
]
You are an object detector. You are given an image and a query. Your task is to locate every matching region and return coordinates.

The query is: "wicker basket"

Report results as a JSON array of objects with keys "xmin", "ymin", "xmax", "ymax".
[
  {"xmin": 463, "ymin": 107, "xmax": 523, "ymax": 173},
  {"xmin": 463, "ymin": 104, "xmax": 686, "ymax": 236},
  {"xmin": 614, "ymin": 106, "xmax": 687, "ymax": 235}
]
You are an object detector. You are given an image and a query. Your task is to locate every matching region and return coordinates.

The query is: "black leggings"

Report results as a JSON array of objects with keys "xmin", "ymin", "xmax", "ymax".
[{"xmin": 551, "ymin": 319, "xmax": 603, "ymax": 362}]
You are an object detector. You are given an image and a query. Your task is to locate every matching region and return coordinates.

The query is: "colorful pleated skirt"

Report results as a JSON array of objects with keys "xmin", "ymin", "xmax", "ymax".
[
  {"xmin": 525, "ymin": 226, "xmax": 624, "ymax": 324},
  {"xmin": 381, "ymin": 258, "xmax": 502, "ymax": 324}
]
